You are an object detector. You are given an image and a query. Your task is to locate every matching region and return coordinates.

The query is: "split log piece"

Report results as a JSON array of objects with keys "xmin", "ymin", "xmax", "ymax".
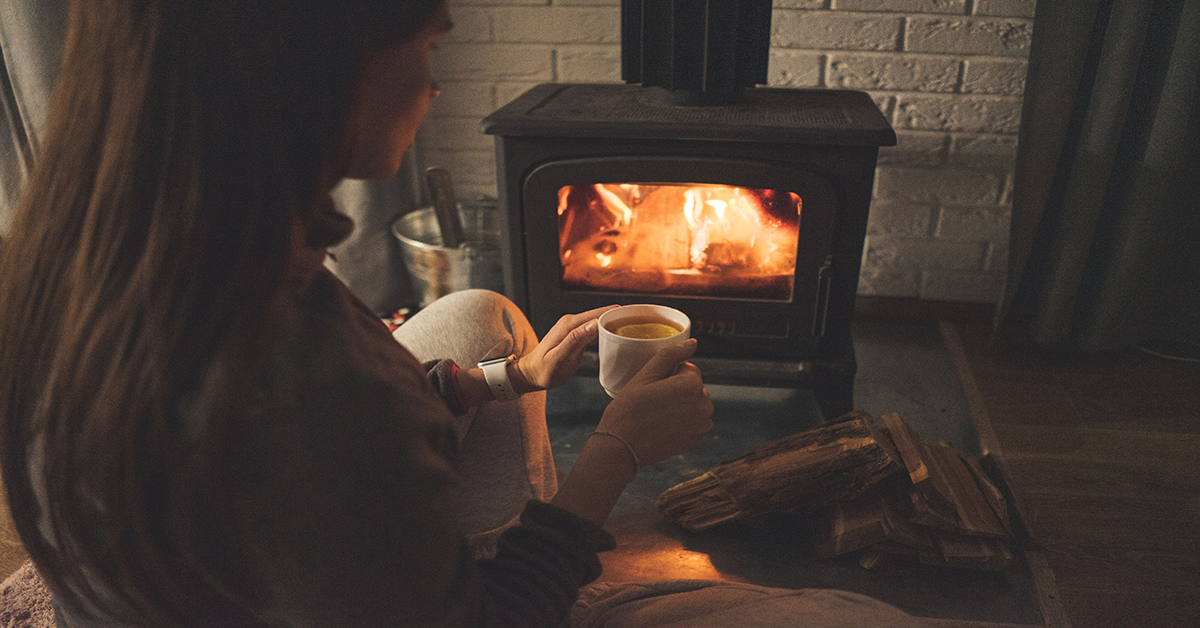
[
  {"xmin": 921, "ymin": 442, "xmax": 1008, "ymax": 538},
  {"xmin": 963, "ymin": 455, "xmax": 1012, "ymax": 536},
  {"xmin": 858, "ymin": 550, "xmax": 891, "ymax": 570},
  {"xmin": 921, "ymin": 531, "xmax": 1014, "ymax": 572},
  {"xmin": 870, "ymin": 540, "xmax": 921, "ymax": 557},
  {"xmin": 882, "ymin": 413, "xmax": 957, "ymax": 522},
  {"xmin": 812, "ymin": 486, "xmax": 890, "ymax": 560}
]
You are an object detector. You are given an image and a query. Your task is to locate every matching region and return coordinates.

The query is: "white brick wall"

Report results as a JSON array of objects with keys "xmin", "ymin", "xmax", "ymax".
[{"xmin": 417, "ymin": 0, "xmax": 1034, "ymax": 304}]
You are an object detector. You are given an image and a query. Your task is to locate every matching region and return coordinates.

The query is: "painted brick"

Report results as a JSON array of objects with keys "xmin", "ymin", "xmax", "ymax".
[
  {"xmin": 418, "ymin": 117, "xmax": 494, "ymax": 153},
  {"xmin": 866, "ymin": 202, "xmax": 937, "ymax": 237},
  {"xmin": 827, "ymin": 53, "xmax": 959, "ymax": 92},
  {"xmin": 974, "ymin": 0, "xmax": 1037, "ymax": 18},
  {"xmin": 869, "ymin": 93, "xmax": 896, "ymax": 122},
  {"xmin": 433, "ymin": 44, "xmax": 553, "ymax": 81},
  {"xmin": 936, "ymin": 206, "xmax": 1011, "ymax": 240},
  {"xmin": 920, "ymin": 269, "xmax": 1003, "ymax": 302},
  {"xmin": 443, "ymin": 8, "xmax": 493, "ymax": 42},
  {"xmin": 775, "ymin": 0, "xmax": 826, "ymax": 8},
  {"xmin": 857, "ymin": 270, "xmax": 922, "ymax": 298},
  {"xmin": 894, "ymin": 94, "xmax": 1023, "ymax": 133},
  {"xmin": 496, "ymin": 82, "xmax": 544, "ymax": 108},
  {"xmin": 858, "ymin": 242, "xmax": 923, "ymax": 297},
  {"xmin": 875, "ymin": 166, "xmax": 1004, "ymax": 205},
  {"xmin": 452, "ymin": 0, "xmax": 545, "ymax": 6},
  {"xmin": 906, "ymin": 17, "xmax": 1032, "ymax": 57},
  {"xmin": 999, "ymin": 171, "xmax": 1015, "ymax": 206},
  {"xmin": 949, "ymin": 133, "xmax": 1019, "ymax": 169},
  {"xmin": 836, "ymin": 0, "xmax": 966, "ymax": 14},
  {"xmin": 772, "ymin": 10, "xmax": 903, "ymax": 51},
  {"xmin": 419, "ymin": 149, "xmax": 497, "ymax": 187},
  {"xmin": 557, "ymin": 45, "xmax": 622, "ymax": 82},
  {"xmin": 878, "ymin": 131, "xmax": 948, "ymax": 167},
  {"xmin": 768, "ymin": 50, "xmax": 824, "ymax": 87},
  {"xmin": 864, "ymin": 234, "xmax": 987, "ymax": 272},
  {"xmin": 494, "ymin": 7, "xmax": 621, "ymax": 44},
  {"xmin": 985, "ymin": 241, "xmax": 1010, "ymax": 272},
  {"xmin": 427, "ymin": 81, "xmax": 496, "ymax": 117},
  {"xmin": 962, "ymin": 57, "xmax": 1028, "ymax": 94}
]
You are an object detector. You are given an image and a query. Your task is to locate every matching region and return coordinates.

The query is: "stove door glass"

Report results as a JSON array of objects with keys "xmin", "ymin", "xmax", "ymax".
[{"xmin": 557, "ymin": 183, "xmax": 801, "ymax": 301}]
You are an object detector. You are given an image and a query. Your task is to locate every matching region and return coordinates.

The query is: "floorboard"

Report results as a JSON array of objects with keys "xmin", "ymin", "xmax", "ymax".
[{"xmin": 947, "ymin": 321, "xmax": 1200, "ymax": 628}]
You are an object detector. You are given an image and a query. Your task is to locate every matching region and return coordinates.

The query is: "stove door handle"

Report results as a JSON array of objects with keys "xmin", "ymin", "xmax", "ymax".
[{"xmin": 813, "ymin": 254, "xmax": 833, "ymax": 338}]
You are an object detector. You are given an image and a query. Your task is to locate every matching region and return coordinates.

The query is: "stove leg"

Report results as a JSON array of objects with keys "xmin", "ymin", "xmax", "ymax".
[{"xmin": 813, "ymin": 375, "xmax": 854, "ymax": 422}]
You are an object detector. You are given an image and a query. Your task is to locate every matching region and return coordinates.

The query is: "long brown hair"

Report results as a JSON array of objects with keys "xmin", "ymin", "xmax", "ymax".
[{"xmin": 0, "ymin": 0, "xmax": 440, "ymax": 623}]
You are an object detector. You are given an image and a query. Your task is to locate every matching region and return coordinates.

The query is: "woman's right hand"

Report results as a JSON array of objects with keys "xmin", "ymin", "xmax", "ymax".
[
  {"xmin": 551, "ymin": 338, "xmax": 713, "ymax": 526},
  {"xmin": 596, "ymin": 338, "xmax": 715, "ymax": 467}
]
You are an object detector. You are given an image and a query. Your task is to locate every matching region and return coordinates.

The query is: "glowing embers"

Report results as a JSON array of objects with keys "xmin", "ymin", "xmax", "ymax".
[{"xmin": 557, "ymin": 183, "xmax": 801, "ymax": 300}]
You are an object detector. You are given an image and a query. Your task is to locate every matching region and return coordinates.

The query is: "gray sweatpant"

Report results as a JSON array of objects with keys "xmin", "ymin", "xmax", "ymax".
[{"xmin": 393, "ymin": 289, "xmax": 558, "ymax": 558}]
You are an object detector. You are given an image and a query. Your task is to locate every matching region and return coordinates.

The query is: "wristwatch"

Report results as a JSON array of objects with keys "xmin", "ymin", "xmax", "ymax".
[{"xmin": 478, "ymin": 354, "xmax": 521, "ymax": 402}]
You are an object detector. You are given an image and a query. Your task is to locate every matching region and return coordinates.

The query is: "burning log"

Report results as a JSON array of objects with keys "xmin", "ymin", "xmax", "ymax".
[
  {"xmin": 556, "ymin": 182, "xmax": 801, "ymax": 300},
  {"xmin": 657, "ymin": 411, "xmax": 1019, "ymax": 571}
]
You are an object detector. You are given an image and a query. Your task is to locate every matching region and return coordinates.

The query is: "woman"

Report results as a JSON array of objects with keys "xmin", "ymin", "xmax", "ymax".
[{"xmin": 0, "ymin": 0, "xmax": 714, "ymax": 625}]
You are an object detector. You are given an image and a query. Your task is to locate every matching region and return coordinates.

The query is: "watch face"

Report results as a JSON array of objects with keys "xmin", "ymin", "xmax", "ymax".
[{"xmin": 479, "ymin": 356, "xmax": 512, "ymax": 367}]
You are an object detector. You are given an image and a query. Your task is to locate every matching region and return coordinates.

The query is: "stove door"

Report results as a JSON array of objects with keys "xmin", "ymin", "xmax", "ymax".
[{"xmin": 521, "ymin": 156, "xmax": 838, "ymax": 360}]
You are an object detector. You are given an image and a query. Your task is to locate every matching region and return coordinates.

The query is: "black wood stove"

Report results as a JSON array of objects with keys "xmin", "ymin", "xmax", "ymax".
[{"xmin": 481, "ymin": 0, "xmax": 895, "ymax": 419}]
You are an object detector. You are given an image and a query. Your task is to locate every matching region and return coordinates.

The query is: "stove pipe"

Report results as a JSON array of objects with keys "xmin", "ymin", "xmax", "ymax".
[{"xmin": 621, "ymin": 0, "xmax": 772, "ymax": 106}]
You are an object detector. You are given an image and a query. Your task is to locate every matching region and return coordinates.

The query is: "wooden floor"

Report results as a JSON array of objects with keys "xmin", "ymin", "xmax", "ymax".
[{"xmin": 945, "ymin": 322, "xmax": 1200, "ymax": 628}]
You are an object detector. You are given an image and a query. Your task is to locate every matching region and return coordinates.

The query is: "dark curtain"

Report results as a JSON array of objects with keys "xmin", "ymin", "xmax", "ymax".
[
  {"xmin": 998, "ymin": 0, "xmax": 1200, "ymax": 356},
  {"xmin": 0, "ymin": 0, "xmax": 67, "ymax": 234}
]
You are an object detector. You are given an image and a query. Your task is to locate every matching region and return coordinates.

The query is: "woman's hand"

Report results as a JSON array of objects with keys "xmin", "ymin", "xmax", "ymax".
[
  {"xmin": 510, "ymin": 305, "xmax": 618, "ymax": 393},
  {"xmin": 550, "ymin": 338, "xmax": 713, "ymax": 525},
  {"xmin": 596, "ymin": 338, "xmax": 714, "ymax": 467}
]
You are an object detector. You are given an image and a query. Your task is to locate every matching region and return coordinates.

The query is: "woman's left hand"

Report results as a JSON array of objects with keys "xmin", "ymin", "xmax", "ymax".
[{"xmin": 511, "ymin": 305, "xmax": 617, "ymax": 392}]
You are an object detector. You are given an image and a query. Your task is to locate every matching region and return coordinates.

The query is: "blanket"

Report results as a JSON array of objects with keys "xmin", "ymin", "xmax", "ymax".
[
  {"xmin": 572, "ymin": 580, "xmax": 932, "ymax": 628},
  {"xmin": 0, "ymin": 561, "xmax": 55, "ymax": 627}
]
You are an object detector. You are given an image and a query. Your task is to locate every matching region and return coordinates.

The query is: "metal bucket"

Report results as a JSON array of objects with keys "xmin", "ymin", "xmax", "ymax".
[{"xmin": 391, "ymin": 204, "xmax": 504, "ymax": 307}]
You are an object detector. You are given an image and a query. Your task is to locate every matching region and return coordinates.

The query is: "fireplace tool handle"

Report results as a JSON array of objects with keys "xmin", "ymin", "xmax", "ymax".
[{"xmin": 425, "ymin": 167, "xmax": 466, "ymax": 248}]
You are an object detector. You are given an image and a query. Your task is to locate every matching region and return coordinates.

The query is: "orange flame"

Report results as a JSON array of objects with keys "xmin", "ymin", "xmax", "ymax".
[{"xmin": 558, "ymin": 183, "xmax": 801, "ymax": 300}]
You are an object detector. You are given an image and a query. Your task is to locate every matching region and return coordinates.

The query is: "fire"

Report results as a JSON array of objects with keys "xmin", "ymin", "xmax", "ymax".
[{"xmin": 557, "ymin": 183, "xmax": 801, "ymax": 300}]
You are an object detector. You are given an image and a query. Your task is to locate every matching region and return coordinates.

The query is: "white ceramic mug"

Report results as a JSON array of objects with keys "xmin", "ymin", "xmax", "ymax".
[{"xmin": 598, "ymin": 304, "xmax": 691, "ymax": 397}]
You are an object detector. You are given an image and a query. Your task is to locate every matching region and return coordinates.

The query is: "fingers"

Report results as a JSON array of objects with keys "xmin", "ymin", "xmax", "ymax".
[
  {"xmin": 542, "ymin": 318, "xmax": 599, "ymax": 364},
  {"xmin": 575, "ymin": 304, "xmax": 621, "ymax": 321},
  {"xmin": 666, "ymin": 362, "xmax": 714, "ymax": 428},
  {"xmin": 598, "ymin": 352, "xmax": 713, "ymax": 466},
  {"xmin": 541, "ymin": 305, "xmax": 618, "ymax": 347},
  {"xmin": 629, "ymin": 338, "xmax": 699, "ymax": 384},
  {"xmin": 558, "ymin": 319, "xmax": 599, "ymax": 362},
  {"xmin": 521, "ymin": 306, "xmax": 617, "ymax": 391}
]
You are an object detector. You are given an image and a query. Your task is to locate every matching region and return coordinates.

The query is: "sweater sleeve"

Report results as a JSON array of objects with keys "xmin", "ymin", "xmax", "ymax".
[
  {"xmin": 441, "ymin": 500, "xmax": 617, "ymax": 627},
  {"xmin": 424, "ymin": 358, "xmax": 469, "ymax": 417}
]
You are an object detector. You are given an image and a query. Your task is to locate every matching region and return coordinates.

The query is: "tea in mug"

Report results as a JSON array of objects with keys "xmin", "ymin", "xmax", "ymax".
[{"xmin": 608, "ymin": 315, "xmax": 683, "ymax": 339}]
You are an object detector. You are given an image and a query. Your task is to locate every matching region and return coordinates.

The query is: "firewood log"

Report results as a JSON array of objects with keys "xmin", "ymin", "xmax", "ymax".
[
  {"xmin": 921, "ymin": 442, "xmax": 1008, "ymax": 538},
  {"xmin": 657, "ymin": 411, "xmax": 902, "ymax": 531}
]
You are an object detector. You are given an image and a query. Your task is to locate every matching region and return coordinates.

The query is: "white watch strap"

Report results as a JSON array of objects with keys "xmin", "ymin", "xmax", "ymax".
[{"xmin": 479, "ymin": 355, "xmax": 520, "ymax": 402}]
